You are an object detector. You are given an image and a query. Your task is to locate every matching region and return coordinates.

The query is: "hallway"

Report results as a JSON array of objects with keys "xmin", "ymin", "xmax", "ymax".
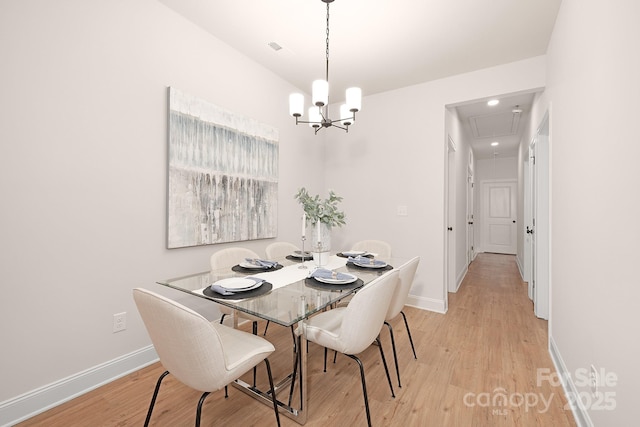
[
  {"xmin": 18, "ymin": 253, "xmax": 576, "ymax": 426},
  {"xmin": 435, "ymin": 252, "xmax": 576, "ymax": 425}
]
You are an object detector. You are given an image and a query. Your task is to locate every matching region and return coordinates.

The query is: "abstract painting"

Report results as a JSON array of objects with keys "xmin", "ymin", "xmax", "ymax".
[{"xmin": 167, "ymin": 87, "xmax": 278, "ymax": 248}]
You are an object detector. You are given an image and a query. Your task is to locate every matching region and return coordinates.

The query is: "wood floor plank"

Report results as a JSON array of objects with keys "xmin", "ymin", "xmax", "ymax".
[{"xmin": 16, "ymin": 253, "xmax": 576, "ymax": 426}]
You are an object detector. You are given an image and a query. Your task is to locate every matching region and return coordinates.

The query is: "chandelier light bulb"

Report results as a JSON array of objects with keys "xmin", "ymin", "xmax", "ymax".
[
  {"xmin": 340, "ymin": 104, "xmax": 352, "ymax": 126},
  {"xmin": 308, "ymin": 107, "xmax": 322, "ymax": 128},
  {"xmin": 289, "ymin": 93, "xmax": 304, "ymax": 117},
  {"xmin": 346, "ymin": 87, "xmax": 362, "ymax": 112},
  {"xmin": 312, "ymin": 80, "xmax": 329, "ymax": 107}
]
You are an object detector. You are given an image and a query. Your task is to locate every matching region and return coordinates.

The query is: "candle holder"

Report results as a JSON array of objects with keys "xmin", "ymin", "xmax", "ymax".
[
  {"xmin": 298, "ymin": 236, "xmax": 308, "ymax": 269},
  {"xmin": 315, "ymin": 241, "xmax": 325, "ymax": 267}
]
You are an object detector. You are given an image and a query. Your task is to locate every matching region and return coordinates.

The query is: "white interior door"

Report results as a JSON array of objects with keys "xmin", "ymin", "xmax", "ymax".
[
  {"xmin": 531, "ymin": 113, "xmax": 549, "ymax": 320},
  {"xmin": 467, "ymin": 167, "xmax": 475, "ymax": 266},
  {"xmin": 481, "ymin": 180, "xmax": 517, "ymax": 254},
  {"xmin": 524, "ymin": 149, "xmax": 533, "ymax": 298}
]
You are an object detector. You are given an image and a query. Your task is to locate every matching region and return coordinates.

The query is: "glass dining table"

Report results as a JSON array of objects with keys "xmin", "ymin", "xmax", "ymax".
[{"xmin": 157, "ymin": 253, "xmax": 406, "ymax": 425}]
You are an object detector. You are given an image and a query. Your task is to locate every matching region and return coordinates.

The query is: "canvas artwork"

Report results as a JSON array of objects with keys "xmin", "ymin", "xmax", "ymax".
[{"xmin": 167, "ymin": 87, "xmax": 279, "ymax": 249}]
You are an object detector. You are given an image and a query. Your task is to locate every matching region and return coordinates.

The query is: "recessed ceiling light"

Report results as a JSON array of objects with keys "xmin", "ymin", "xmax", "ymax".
[
  {"xmin": 487, "ymin": 99, "xmax": 499, "ymax": 106},
  {"xmin": 491, "ymin": 142, "xmax": 499, "ymax": 146}
]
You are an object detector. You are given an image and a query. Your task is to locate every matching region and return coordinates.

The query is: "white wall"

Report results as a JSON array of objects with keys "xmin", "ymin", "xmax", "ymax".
[
  {"xmin": 0, "ymin": 0, "xmax": 323, "ymax": 411},
  {"xmin": 542, "ymin": 0, "xmax": 640, "ymax": 424},
  {"xmin": 476, "ymin": 155, "xmax": 518, "ymax": 182},
  {"xmin": 323, "ymin": 58, "xmax": 546, "ymax": 312}
]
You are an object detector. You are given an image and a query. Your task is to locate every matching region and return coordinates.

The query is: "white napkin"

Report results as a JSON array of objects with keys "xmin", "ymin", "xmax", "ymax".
[
  {"xmin": 348, "ymin": 256, "xmax": 386, "ymax": 267},
  {"xmin": 245, "ymin": 258, "xmax": 278, "ymax": 268}
]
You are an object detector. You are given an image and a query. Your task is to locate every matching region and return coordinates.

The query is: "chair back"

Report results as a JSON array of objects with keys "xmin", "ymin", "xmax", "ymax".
[
  {"xmin": 265, "ymin": 241, "xmax": 299, "ymax": 259},
  {"xmin": 133, "ymin": 288, "xmax": 233, "ymax": 392},
  {"xmin": 210, "ymin": 247, "xmax": 260, "ymax": 270},
  {"xmin": 386, "ymin": 256, "xmax": 420, "ymax": 320},
  {"xmin": 351, "ymin": 239, "xmax": 392, "ymax": 259},
  {"xmin": 339, "ymin": 270, "xmax": 399, "ymax": 354}
]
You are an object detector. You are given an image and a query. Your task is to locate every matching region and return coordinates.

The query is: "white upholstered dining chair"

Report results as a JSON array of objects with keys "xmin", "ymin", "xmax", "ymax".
[
  {"xmin": 350, "ymin": 239, "xmax": 392, "ymax": 259},
  {"xmin": 210, "ymin": 247, "xmax": 262, "ymax": 328},
  {"xmin": 132, "ymin": 288, "xmax": 280, "ymax": 427},
  {"xmin": 300, "ymin": 270, "xmax": 400, "ymax": 427},
  {"xmin": 384, "ymin": 256, "xmax": 420, "ymax": 388},
  {"xmin": 265, "ymin": 241, "xmax": 299, "ymax": 260}
]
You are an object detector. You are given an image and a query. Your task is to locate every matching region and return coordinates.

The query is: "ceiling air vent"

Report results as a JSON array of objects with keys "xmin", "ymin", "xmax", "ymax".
[{"xmin": 268, "ymin": 41, "xmax": 283, "ymax": 51}]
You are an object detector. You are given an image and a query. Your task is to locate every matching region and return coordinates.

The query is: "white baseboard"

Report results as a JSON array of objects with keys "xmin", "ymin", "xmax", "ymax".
[
  {"xmin": 406, "ymin": 294, "xmax": 447, "ymax": 314},
  {"xmin": 516, "ymin": 255, "xmax": 524, "ymax": 279},
  {"xmin": 549, "ymin": 335, "xmax": 593, "ymax": 427},
  {"xmin": 0, "ymin": 346, "xmax": 159, "ymax": 427},
  {"xmin": 452, "ymin": 266, "xmax": 467, "ymax": 293}
]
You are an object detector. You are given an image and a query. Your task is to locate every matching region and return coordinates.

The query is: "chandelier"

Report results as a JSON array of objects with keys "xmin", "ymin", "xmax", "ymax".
[{"xmin": 288, "ymin": 0, "xmax": 362, "ymax": 134}]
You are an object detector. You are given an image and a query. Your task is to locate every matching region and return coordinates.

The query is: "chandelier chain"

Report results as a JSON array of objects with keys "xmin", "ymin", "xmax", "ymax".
[
  {"xmin": 325, "ymin": 2, "xmax": 330, "ymax": 81},
  {"xmin": 325, "ymin": 2, "xmax": 330, "ymax": 61}
]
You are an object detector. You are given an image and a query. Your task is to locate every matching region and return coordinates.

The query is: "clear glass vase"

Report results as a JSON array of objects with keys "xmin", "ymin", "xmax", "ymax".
[{"xmin": 310, "ymin": 222, "xmax": 331, "ymax": 266}]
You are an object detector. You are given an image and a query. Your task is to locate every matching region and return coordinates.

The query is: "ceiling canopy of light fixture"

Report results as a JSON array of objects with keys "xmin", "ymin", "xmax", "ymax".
[{"xmin": 288, "ymin": 0, "xmax": 362, "ymax": 134}]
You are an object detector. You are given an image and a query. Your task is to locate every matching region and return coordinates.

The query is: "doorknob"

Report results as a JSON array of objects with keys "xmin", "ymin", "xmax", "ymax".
[
  {"xmin": 526, "ymin": 226, "xmax": 533, "ymax": 234},
  {"xmin": 512, "ymin": 220, "xmax": 516, "ymax": 223},
  {"xmin": 447, "ymin": 227, "xmax": 453, "ymax": 231},
  {"xmin": 468, "ymin": 221, "xmax": 474, "ymax": 225}
]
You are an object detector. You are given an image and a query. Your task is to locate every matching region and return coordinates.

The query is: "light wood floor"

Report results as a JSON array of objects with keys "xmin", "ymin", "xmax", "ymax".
[{"xmin": 18, "ymin": 253, "xmax": 576, "ymax": 426}]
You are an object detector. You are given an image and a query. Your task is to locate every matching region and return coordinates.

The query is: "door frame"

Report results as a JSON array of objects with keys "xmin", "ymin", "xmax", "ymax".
[
  {"xmin": 445, "ymin": 136, "xmax": 457, "ymax": 296},
  {"xmin": 466, "ymin": 162, "xmax": 475, "ymax": 266},
  {"xmin": 529, "ymin": 112, "xmax": 550, "ymax": 319}
]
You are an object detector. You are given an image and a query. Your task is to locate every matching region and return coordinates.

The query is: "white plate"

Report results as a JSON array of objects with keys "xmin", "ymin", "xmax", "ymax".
[
  {"xmin": 291, "ymin": 251, "xmax": 313, "ymax": 258},
  {"xmin": 231, "ymin": 281, "xmax": 264, "ymax": 292},
  {"xmin": 342, "ymin": 250, "xmax": 367, "ymax": 257},
  {"xmin": 314, "ymin": 272, "xmax": 358, "ymax": 284},
  {"xmin": 239, "ymin": 262, "xmax": 270, "ymax": 269},
  {"xmin": 214, "ymin": 277, "xmax": 258, "ymax": 290},
  {"xmin": 353, "ymin": 260, "xmax": 388, "ymax": 269}
]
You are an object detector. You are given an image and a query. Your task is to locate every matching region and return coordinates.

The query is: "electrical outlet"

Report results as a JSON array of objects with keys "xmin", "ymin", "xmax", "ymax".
[
  {"xmin": 589, "ymin": 364, "xmax": 598, "ymax": 396},
  {"xmin": 397, "ymin": 205, "xmax": 408, "ymax": 216},
  {"xmin": 113, "ymin": 312, "xmax": 127, "ymax": 333}
]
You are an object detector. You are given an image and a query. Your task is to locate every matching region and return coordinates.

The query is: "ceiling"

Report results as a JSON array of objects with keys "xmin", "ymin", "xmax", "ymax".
[
  {"xmin": 157, "ymin": 0, "xmax": 561, "ymax": 158},
  {"xmin": 454, "ymin": 91, "xmax": 538, "ymax": 159}
]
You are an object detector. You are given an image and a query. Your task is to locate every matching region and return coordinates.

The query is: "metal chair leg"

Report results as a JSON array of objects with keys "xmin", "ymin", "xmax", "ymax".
[
  {"xmin": 263, "ymin": 358, "xmax": 282, "ymax": 427},
  {"xmin": 263, "ymin": 320, "xmax": 270, "ymax": 335},
  {"xmin": 144, "ymin": 370, "xmax": 170, "ymax": 427},
  {"xmin": 195, "ymin": 391, "xmax": 211, "ymax": 427},
  {"xmin": 323, "ymin": 347, "xmax": 328, "ymax": 372},
  {"xmin": 346, "ymin": 354, "xmax": 372, "ymax": 427},
  {"xmin": 252, "ymin": 321, "xmax": 258, "ymax": 387},
  {"xmin": 385, "ymin": 321, "xmax": 401, "ymax": 387},
  {"xmin": 219, "ymin": 313, "xmax": 226, "ymax": 324},
  {"xmin": 376, "ymin": 336, "xmax": 395, "ymax": 398},
  {"xmin": 400, "ymin": 311, "xmax": 417, "ymax": 359}
]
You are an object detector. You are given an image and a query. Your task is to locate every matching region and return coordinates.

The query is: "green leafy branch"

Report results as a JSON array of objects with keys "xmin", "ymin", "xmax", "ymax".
[{"xmin": 295, "ymin": 187, "xmax": 346, "ymax": 227}]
